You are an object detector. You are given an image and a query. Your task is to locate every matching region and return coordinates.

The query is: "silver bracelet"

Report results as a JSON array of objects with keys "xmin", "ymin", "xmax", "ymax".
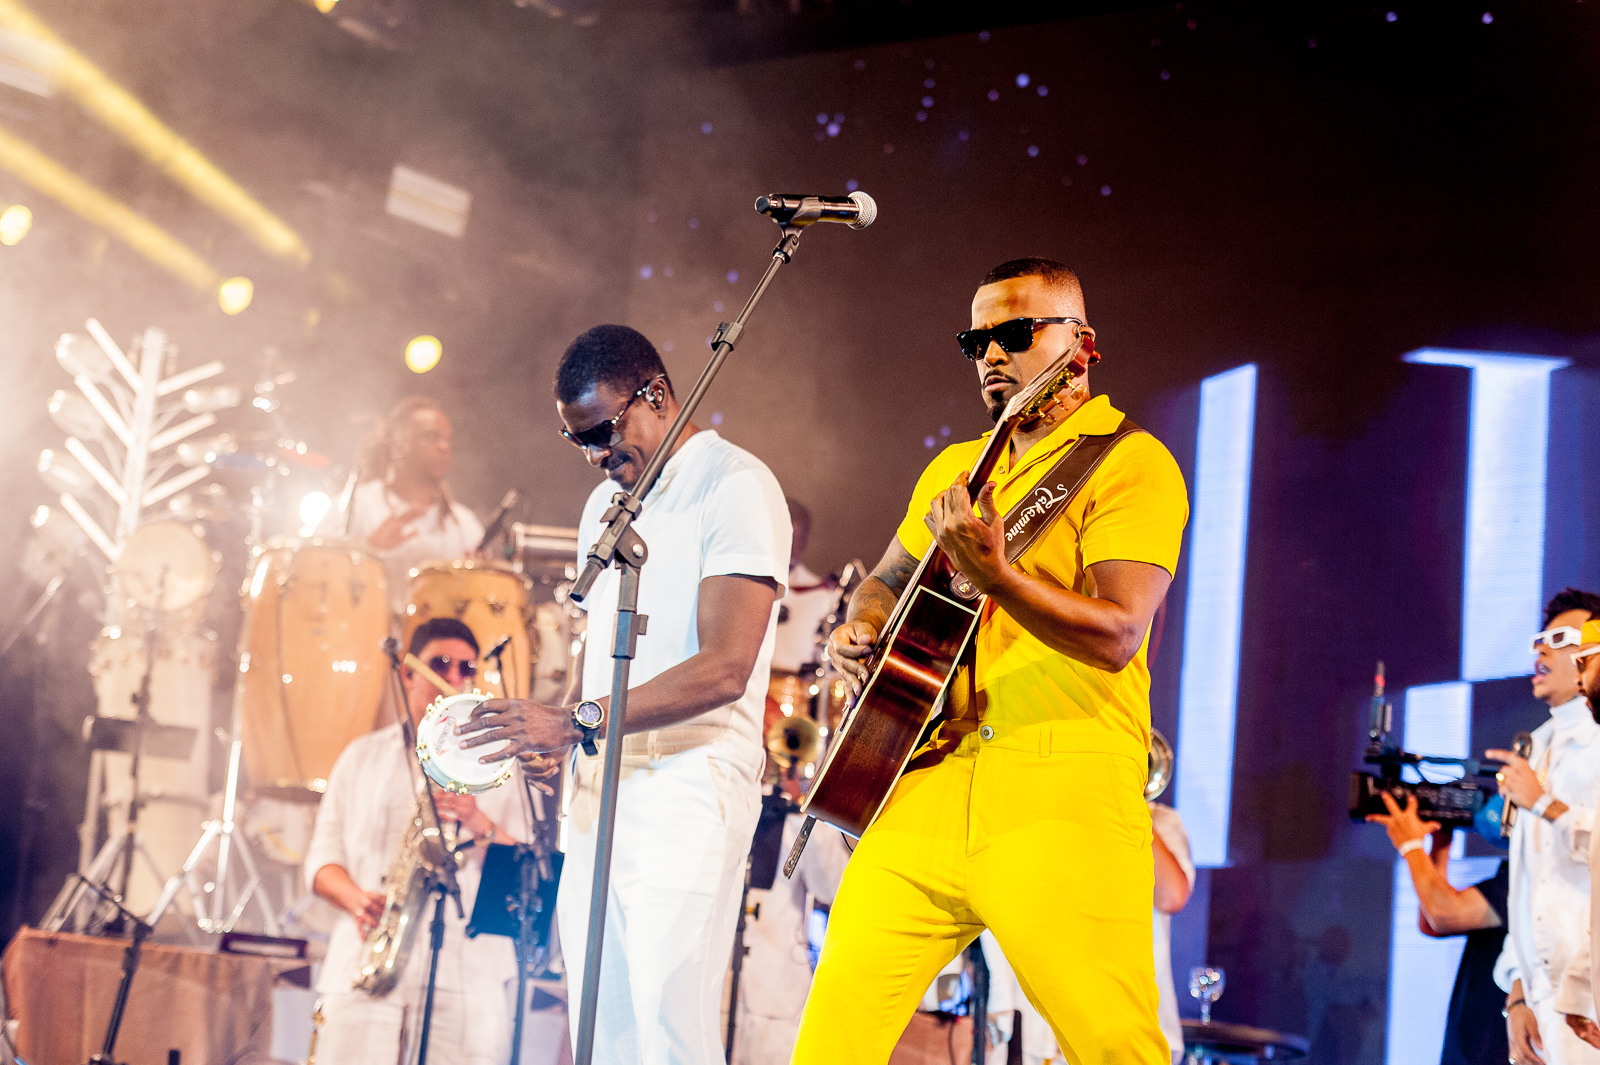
[{"xmin": 1397, "ymin": 837, "xmax": 1426, "ymax": 857}]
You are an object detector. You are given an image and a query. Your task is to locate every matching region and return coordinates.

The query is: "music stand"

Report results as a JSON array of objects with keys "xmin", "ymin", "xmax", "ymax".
[{"xmin": 467, "ymin": 842, "xmax": 563, "ymax": 1065}]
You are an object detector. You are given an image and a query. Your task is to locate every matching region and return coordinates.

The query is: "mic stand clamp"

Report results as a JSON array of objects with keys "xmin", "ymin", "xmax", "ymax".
[{"xmin": 564, "ymin": 221, "xmax": 811, "ymax": 1065}]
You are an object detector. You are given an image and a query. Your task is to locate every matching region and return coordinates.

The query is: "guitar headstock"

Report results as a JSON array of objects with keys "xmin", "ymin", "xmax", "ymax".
[{"xmin": 1000, "ymin": 331, "xmax": 1097, "ymax": 425}]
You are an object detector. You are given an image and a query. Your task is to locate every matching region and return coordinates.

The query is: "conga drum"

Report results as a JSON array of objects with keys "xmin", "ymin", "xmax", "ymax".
[
  {"xmin": 236, "ymin": 538, "xmax": 389, "ymax": 798},
  {"xmin": 404, "ymin": 560, "xmax": 535, "ymax": 698}
]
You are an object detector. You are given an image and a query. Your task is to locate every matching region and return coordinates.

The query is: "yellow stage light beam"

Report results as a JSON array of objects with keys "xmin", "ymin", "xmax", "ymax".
[
  {"xmin": 0, "ymin": 124, "xmax": 219, "ymax": 290},
  {"xmin": 0, "ymin": 0, "xmax": 311, "ymax": 265}
]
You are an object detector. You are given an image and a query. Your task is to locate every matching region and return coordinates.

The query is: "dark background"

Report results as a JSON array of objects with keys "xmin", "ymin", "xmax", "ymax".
[{"xmin": 1, "ymin": 1, "xmax": 1598, "ymax": 1061}]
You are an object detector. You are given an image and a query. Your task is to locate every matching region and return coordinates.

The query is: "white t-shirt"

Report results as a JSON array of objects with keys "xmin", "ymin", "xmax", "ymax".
[
  {"xmin": 771, "ymin": 562, "xmax": 837, "ymax": 673},
  {"xmin": 574, "ymin": 430, "xmax": 791, "ymax": 783},
  {"xmin": 346, "ymin": 480, "xmax": 484, "ymax": 615},
  {"xmin": 302, "ymin": 723, "xmax": 532, "ymax": 998}
]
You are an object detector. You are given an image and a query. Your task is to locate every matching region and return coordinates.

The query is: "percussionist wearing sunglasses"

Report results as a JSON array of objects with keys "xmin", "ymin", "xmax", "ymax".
[
  {"xmin": 305, "ymin": 617, "xmax": 533, "ymax": 1065},
  {"xmin": 1487, "ymin": 589, "xmax": 1600, "ymax": 1065},
  {"xmin": 460, "ymin": 324, "xmax": 791, "ymax": 1065},
  {"xmin": 793, "ymin": 258, "xmax": 1190, "ymax": 1065}
]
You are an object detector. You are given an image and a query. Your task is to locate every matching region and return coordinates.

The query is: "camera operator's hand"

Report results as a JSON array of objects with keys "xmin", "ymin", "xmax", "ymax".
[
  {"xmin": 1507, "ymin": 996, "xmax": 1545, "ymax": 1064},
  {"xmin": 1366, "ymin": 791, "xmax": 1442, "ymax": 851},
  {"xmin": 1567, "ymin": 1013, "xmax": 1600, "ymax": 1050},
  {"xmin": 1487, "ymin": 749, "xmax": 1550, "ymax": 811}
]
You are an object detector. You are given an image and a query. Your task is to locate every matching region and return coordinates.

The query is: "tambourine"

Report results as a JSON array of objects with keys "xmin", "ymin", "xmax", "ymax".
[{"xmin": 415, "ymin": 691, "xmax": 515, "ymax": 794}]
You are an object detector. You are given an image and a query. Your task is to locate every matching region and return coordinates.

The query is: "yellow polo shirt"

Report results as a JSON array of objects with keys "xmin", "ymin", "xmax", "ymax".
[{"xmin": 895, "ymin": 394, "xmax": 1189, "ymax": 762}]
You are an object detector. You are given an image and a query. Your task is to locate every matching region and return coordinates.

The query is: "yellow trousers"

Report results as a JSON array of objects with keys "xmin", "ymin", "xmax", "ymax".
[{"xmin": 792, "ymin": 724, "xmax": 1169, "ymax": 1065}]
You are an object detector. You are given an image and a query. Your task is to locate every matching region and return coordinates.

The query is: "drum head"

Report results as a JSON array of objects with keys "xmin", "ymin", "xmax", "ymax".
[
  {"xmin": 115, "ymin": 520, "xmax": 215, "ymax": 613},
  {"xmin": 416, "ymin": 692, "xmax": 514, "ymax": 794}
]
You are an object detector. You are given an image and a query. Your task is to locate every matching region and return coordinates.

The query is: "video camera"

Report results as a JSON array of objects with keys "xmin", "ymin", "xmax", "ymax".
[{"xmin": 1347, "ymin": 662, "xmax": 1506, "ymax": 830}]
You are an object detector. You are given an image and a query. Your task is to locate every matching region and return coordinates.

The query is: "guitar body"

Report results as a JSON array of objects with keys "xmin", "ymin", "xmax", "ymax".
[{"xmin": 800, "ymin": 555, "xmax": 980, "ymax": 838}]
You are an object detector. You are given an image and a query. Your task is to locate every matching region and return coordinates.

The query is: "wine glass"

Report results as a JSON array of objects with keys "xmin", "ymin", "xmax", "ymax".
[{"xmin": 1188, "ymin": 965, "xmax": 1226, "ymax": 1024}]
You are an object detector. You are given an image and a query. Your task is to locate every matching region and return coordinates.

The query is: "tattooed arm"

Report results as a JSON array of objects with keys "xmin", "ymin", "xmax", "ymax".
[{"xmin": 826, "ymin": 537, "xmax": 920, "ymax": 695}]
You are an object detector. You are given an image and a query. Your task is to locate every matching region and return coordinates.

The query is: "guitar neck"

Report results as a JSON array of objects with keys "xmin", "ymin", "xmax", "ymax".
[{"xmin": 967, "ymin": 420, "xmax": 1018, "ymax": 495}]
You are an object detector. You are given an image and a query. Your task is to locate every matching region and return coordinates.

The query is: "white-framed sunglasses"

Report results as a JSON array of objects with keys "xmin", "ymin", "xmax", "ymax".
[
  {"xmin": 1531, "ymin": 626, "xmax": 1585, "ymax": 653},
  {"xmin": 1573, "ymin": 643, "xmax": 1600, "ymax": 663}
]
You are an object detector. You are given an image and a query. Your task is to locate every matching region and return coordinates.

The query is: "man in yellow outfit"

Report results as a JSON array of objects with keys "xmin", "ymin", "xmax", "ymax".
[{"xmin": 793, "ymin": 257, "xmax": 1189, "ymax": 1065}]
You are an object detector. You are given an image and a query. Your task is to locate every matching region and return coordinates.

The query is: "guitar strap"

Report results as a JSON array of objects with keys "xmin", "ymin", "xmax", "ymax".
[
  {"xmin": 998, "ymin": 415, "xmax": 1144, "ymax": 567},
  {"xmin": 950, "ymin": 416, "xmax": 1144, "ymax": 725}
]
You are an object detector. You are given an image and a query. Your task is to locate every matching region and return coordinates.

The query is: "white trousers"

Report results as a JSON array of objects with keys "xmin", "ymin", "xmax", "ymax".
[
  {"xmin": 315, "ymin": 986, "xmax": 514, "ymax": 1065},
  {"xmin": 559, "ymin": 747, "xmax": 760, "ymax": 1065}
]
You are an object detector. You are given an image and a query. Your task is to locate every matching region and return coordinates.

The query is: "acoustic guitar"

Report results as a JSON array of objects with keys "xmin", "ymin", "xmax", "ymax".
[{"xmin": 785, "ymin": 332, "xmax": 1097, "ymax": 874}]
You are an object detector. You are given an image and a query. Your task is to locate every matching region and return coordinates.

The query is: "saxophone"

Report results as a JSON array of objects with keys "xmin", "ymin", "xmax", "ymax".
[{"xmin": 352, "ymin": 806, "xmax": 457, "ymax": 995}]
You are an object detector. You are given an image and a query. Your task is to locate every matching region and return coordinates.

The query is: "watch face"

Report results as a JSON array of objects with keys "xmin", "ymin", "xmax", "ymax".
[{"xmin": 575, "ymin": 701, "xmax": 604, "ymax": 728}]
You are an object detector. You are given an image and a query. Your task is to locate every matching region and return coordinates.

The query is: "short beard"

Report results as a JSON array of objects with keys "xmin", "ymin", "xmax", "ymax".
[{"xmin": 1589, "ymin": 690, "xmax": 1600, "ymax": 724}]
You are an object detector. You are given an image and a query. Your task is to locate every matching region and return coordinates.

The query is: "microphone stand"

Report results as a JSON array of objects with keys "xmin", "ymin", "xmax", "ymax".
[
  {"xmin": 76, "ymin": 878, "xmax": 150, "ymax": 1065},
  {"xmin": 566, "ymin": 216, "xmax": 819, "ymax": 1065},
  {"xmin": 382, "ymin": 642, "xmax": 464, "ymax": 1065}
]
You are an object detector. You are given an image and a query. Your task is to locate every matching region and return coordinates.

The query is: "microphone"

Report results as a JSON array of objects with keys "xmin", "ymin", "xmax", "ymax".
[
  {"xmin": 381, "ymin": 636, "xmax": 402, "ymax": 664},
  {"xmin": 755, "ymin": 192, "xmax": 877, "ymax": 230},
  {"xmin": 476, "ymin": 489, "xmax": 520, "ymax": 552},
  {"xmin": 1501, "ymin": 731, "xmax": 1535, "ymax": 836},
  {"xmin": 484, "ymin": 633, "xmax": 512, "ymax": 662}
]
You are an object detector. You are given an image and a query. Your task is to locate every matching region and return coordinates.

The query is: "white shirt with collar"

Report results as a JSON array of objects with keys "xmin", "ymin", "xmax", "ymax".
[
  {"xmin": 1495, "ymin": 696, "xmax": 1600, "ymax": 1014},
  {"xmin": 302, "ymin": 723, "xmax": 532, "ymax": 999},
  {"xmin": 574, "ymin": 428, "xmax": 791, "ymax": 783},
  {"xmin": 346, "ymin": 479, "xmax": 484, "ymax": 616}
]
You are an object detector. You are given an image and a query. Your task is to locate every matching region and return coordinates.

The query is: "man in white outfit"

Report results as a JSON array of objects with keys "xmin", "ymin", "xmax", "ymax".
[
  {"xmin": 1489, "ymin": 590, "xmax": 1600, "ymax": 1065},
  {"xmin": 463, "ymin": 325, "xmax": 791, "ymax": 1065},
  {"xmin": 306, "ymin": 617, "xmax": 533, "ymax": 1065},
  {"xmin": 345, "ymin": 397, "xmax": 484, "ymax": 617},
  {"xmin": 732, "ymin": 776, "xmax": 850, "ymax": 1065},
  {"xmin": 1556, "ymin": 618, "xmax": 1600, "ymax": 1050}
]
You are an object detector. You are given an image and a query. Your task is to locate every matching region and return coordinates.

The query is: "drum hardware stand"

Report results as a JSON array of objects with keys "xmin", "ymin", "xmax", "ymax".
[
  {"xmin": 565, "ymin": 213, "xmax": 821, "ymax": 1065},
  {"xmin": 111, "ymin": 614, "xmax": 162, "ymax": 927},
  {"xmin": 46, "ymin": 604, "xmax": 188, "ymax": 935},
  {"xmin": 381, "ymin": 641, "xmax": 464, "ymax": 1065},
  {"xmin": 146, "ymin": 676, "xmax": 281, "ymax": 936}
]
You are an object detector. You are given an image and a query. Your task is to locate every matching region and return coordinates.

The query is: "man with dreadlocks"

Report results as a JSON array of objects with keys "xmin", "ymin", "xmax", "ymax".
[{"xmin": 347, "ymin": 396, "xmax": 484, "ymax": 617}]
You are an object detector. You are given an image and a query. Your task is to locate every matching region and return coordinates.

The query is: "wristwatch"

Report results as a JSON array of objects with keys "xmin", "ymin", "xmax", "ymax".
[{"xmin": 573, "ymin": 700, "xmax": 605, "ymax": 756}]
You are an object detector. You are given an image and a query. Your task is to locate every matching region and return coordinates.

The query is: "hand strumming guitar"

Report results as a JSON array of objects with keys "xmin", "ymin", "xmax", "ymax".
[{"xmin": 827, "ymin": 621, "xmax": 879, "ymax": 696}]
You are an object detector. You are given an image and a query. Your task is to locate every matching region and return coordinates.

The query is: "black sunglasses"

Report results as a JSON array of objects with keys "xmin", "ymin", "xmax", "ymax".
[
  {"xmin": 956, "ymin": 317, "xmax": 1085, "ymax": 361},
  {"xmin": 426, "ymin": 654, "xmax": 477, "ymax": 680},
  {"xmin": 560, "ymin": 377, "xmax": 663, "ymax": 450}
]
